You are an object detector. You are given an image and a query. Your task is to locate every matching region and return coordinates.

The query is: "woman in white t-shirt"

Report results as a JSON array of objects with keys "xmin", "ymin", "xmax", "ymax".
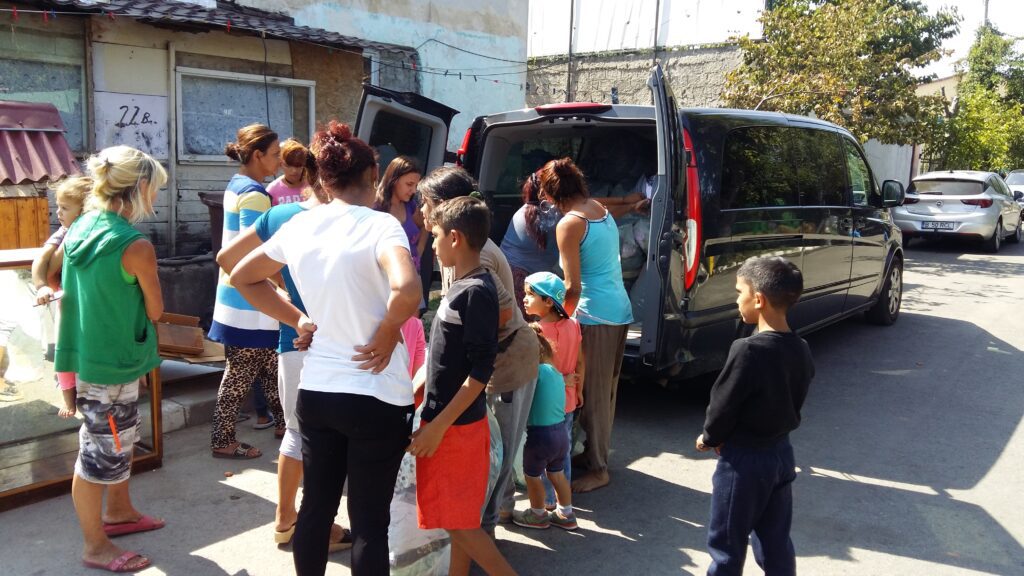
[{"xmin": 230, "ymin": 121, "xmax": 420, "ymax": 576}]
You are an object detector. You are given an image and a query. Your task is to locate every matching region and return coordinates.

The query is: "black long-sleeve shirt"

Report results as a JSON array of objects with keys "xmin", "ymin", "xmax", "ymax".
[
  {"xmin": 702, "ymin": 331, "xmax": 814, "ymax": 448},
  {"xmin": 423, "ymin": 272, "xmax": 498, "ymax": 426}
]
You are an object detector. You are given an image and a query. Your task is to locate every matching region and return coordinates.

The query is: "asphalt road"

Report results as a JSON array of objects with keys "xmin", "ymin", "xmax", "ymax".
[{"xmin": 1, "ymin": 238, "xmax": 1022, "ymax": 575}]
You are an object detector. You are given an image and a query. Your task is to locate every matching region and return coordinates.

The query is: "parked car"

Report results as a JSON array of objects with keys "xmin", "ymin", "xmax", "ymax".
[
  {"xmin": 893, "ymin": 171, "xmax": 1023, "ymax": 252},
  {"xmin": 1004, "ymin": 169, "xmax": 1024, "ymax": 211},
  {"xmin": 355, "ymin": 64, "xmax": 906, "ymax": 381}
]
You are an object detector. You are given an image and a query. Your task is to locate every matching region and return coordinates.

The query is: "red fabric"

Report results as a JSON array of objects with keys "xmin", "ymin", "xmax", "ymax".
[{"xmin": 416, "ymin": 417, "xmax": 489, "ymax": 530}]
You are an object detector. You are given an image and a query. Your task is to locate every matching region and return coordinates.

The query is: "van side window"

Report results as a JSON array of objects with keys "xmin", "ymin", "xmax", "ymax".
[
  {"xmin": 842, "ymin": 139, "xmax": 877, "ymax": 207},
  {"xmin": 721, "ymin": 126, "xmax": 846, "ymax": 210},
  {"xmin": 796, "ymin": 130, "xmax": 846, "ymax": 206},
  {"xmin": 720, "ymin": 127, "xmax": 798, "ymax": 209}
]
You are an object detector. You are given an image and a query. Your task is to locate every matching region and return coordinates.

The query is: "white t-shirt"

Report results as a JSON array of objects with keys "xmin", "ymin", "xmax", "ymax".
[{"xmin": 263, "ymin": 202, "xmax": 414, "ymax": 406}]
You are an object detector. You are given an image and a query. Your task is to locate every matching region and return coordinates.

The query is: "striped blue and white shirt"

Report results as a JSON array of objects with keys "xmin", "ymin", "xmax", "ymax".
[{"xmin": 208, "ymin": 174, "xmax": 279, "ymax": 348}]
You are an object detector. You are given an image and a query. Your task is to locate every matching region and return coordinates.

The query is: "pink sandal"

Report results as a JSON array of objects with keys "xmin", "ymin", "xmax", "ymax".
[
  {"xmin": 103, "ymin": 514, "xmax": 166, "ymax": 537},
  {"xmin": 82, "ymin": 551, "xmax": 150, "ymax": 573}
]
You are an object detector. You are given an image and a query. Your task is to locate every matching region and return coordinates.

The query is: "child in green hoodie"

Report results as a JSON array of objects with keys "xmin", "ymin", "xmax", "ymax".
[{"xmin": 50, "ymin": 145, "xmax": 167, "ymax": 574}]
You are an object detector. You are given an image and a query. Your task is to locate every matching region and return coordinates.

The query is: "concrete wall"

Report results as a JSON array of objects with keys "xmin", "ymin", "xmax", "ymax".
[
  {"xmin": 240, "ymin": 0, "xmax": 531, "ymax": 150},
  {"xmin": 526, "ymin": 44, "xmax": 743, "ymax": 107}
]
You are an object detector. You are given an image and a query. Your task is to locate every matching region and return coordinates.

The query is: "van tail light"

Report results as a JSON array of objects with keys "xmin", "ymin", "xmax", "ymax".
[
  {"xmin": 903, "ymin": 196, "xmax": 919, "ymax": 204},
  {"xmin": 961, "ymin": 198, "xmax": 993, "ymax": 208},
  {"xmin": 682, "ymin": 128, "xmax": 701, "ymax": 291},
  {"xmin": 455, "ymin": 128, "xmax": 472, "ymax": 167}
]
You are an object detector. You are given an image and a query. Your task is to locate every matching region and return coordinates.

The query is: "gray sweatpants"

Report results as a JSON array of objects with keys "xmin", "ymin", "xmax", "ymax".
[
  {"xmin": 578, "ymin": 324, "xmax": 629, "ymax": 472},
  {"xmin": 481, "ymin": 377, "xmax": 537, "ymax": 530}
]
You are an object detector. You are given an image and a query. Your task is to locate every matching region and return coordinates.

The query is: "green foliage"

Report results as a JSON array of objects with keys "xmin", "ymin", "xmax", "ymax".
[
  {"xmin": 931, "ymin": 25, "xmax": 1024, "ymax": 172},
  {"xmin": 722, "ymin": 0, "xmax": 959, "ymax": 145}
]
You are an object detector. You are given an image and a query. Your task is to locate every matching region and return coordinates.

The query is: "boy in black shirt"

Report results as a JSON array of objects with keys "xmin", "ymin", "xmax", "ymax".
[
  {"xmin": 696, "ymin": 256, "xmax": 814, "ymax": 576},
  {"xmin": 407, "ymin": 196, "xmax": 516, "ymax": 576}
]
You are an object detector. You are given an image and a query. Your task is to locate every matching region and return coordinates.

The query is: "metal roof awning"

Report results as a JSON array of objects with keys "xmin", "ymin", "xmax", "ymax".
[
  {"xmin": 38, "ymin": 0, "xmax": 415, "ymax": 55},
  {"xmin": 0, "ymin": 100, "xmax": 81, "ymax": 186}
]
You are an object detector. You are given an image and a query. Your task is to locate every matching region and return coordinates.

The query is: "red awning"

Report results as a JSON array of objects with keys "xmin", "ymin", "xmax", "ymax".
[{"xmin": 0, "ymin": 101, "xmax": 81, "ymax": 185}]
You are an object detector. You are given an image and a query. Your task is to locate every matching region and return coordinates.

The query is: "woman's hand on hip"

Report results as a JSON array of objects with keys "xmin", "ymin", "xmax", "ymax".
[
  {"xmin": 293, "ymin": 316, "xmax": 317, "ymax": 351},
  {"xmin": 353, "ymin": 322, "xmax": 404, "ymax": 374}
]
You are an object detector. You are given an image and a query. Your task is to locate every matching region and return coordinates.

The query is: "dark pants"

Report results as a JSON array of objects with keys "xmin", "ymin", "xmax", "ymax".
[
  {"xmin": 707, "ymin": 437, "xmax": 797, "ymax": 576},
  {"xmin": 293, "ymin": 390, "xmax": 413, "ymax": 576}
]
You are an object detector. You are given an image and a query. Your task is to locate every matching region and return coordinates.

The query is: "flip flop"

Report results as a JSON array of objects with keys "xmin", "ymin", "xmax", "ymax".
[
  {"xmin": 328, "ymin": 528, "xmax": 353, "ymax": 553},
  {"xmin": 274, "ymin": 524, "xmax": 296, "ymax": 545},
  {"xmin": 273, "ymin": 427, "xmax": 286, "ymax": 440},
  {"xmin": 211, "ymin": 442, "xmax": 261, "ymax": 459},
  {"xmin": 82, "ymin": 551, "xmax": 150, "ymax": 573},
  {"xmin": 103, "ymin": 515, "xmax": 166, "ymax": 537},
  {"xmin": 236, "ymin": 412, "xmax": 251, "ymax": 423}
]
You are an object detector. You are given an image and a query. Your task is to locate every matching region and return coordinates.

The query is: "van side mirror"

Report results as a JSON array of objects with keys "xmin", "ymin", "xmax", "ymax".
[
  {"xmin": 882, "ymin": 180, "xmax": 905, "ymax": 208},
  {"xmin": 1014, "ymin": 190, "xmax": 1024, "ymax": 202}
]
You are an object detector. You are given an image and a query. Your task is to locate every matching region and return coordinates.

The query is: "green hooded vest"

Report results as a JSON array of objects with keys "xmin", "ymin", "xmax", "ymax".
[{"xmin": 55, "ymin": 210, "xmax": 161, "ymax": 384}]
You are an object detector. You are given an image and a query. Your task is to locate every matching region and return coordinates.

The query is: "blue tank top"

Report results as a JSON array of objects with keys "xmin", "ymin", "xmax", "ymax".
[{"xmin": 570, "ymin": 211, "xmax": 633, "ymax": 326}]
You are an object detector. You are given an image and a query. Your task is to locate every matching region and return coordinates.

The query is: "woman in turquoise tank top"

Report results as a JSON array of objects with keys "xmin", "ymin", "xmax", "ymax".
[{"xmin": 539, "ymin": 158, "xmax": 632, "ymax": 494}]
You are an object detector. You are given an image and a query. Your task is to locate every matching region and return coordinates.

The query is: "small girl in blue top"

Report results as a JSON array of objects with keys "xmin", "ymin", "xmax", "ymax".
[{"xmin": 512, "ymin": 326, "xmax": 578, "ymax": 531}]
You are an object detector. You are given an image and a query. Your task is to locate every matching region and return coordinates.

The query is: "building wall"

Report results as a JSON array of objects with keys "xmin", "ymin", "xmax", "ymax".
[
  {"xmin": 240, "ymin": 0, "xmax": 531, "ymax": 150},
  {"xmin": 528, "ymin": 0, "xmax": 764, "ymax": 58},
  {"xmin": 85, "ymin": 16, "xmax": 365, "ymax": 256},
  {"xmin": 526, "ymin": 44, "xmax": 743, "ymax": 107}
]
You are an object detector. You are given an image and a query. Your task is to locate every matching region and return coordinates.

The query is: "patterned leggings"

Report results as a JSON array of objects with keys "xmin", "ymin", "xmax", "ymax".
[{"xmin": 210, "ymin": 345, "xmax": 283, "ymax": 449}]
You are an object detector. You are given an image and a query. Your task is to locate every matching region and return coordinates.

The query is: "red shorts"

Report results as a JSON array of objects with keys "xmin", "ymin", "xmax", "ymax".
[{"xmin": 416, "ymin": 417, "xmax": 489, "ymax": 530}]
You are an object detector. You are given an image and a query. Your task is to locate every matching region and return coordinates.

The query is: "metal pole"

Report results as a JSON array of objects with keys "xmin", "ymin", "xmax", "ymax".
[
  {"xmin": 566, "ymin": 0, "xmax": 574, "ymax": 102},
  {"xmin": 653, "ymin": 0, "xmax": 660, "ymax": 66},
  {"xmin": 984, "ymin": 0, "xmax": 989, "ymax": 27}
]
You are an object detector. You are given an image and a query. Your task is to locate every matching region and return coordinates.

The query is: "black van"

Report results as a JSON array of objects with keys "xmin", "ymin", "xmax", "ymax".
[{"xmin": 355, "ymin": 65, "xmax": 906, "ymax": 381}]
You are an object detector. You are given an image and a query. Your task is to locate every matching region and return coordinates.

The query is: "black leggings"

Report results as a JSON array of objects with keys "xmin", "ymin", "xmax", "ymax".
[{"xmin": 293, "ymin": 390, "xmax": 413, "ymax": 576}]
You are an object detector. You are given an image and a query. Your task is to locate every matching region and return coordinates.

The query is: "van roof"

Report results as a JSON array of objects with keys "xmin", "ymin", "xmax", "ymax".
[{"xmin": 483, "ymin": 104, "xmax": 849, "ymax": 133}]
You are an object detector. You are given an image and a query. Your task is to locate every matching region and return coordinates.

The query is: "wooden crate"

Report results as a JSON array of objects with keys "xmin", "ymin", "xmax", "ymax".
[{"xmin": 0, "ymin": 197, "xmax": 50, "ymax": 250}]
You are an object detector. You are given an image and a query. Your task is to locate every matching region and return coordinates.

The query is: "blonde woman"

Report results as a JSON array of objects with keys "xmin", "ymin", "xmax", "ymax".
[{"xmin": 50, "ymin": 146, "xmax": 168, "ymax": 573}]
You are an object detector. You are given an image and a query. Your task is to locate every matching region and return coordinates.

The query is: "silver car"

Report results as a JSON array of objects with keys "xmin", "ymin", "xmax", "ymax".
[
  {"xmin": 1005, "ymin": 169, "xmax": 1024, "ymax": 212},
  {"xmin": 893, "ymin": 171, "xmax": 1023, "ymax": 252}
]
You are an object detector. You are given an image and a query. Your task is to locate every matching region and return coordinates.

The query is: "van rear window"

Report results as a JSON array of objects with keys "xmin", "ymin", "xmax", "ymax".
[
  {"xmin": 721, "ymin": 126, "xmax": 847, "ymax": 210},
  {"xmin": 909, "ymin": 180, "xmax": 984, "ymax": 196}
]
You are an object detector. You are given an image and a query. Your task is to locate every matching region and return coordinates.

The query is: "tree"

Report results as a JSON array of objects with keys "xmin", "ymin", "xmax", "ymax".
[
  {"xmin": 935, "ymin": 25, "xmax": 1024, "ymax": 172},
  {"xmin": 722, "ymin": 0, "xmax": 959, "ymax": 145}
]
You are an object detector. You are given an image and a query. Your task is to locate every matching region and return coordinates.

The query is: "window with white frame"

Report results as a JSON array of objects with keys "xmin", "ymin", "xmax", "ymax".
[{"xmin": 176, "ymin": 67, "xmax": 315, "ymax": 161}]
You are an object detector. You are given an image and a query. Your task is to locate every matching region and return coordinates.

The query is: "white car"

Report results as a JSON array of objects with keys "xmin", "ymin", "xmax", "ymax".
[
  {"xmin": 1005, "ymin": 169, "xmax": 1024, "ymax": 211},
  {"xmin": 893, "ymin": 170, "xmax": 1023, "ymax": 252}
]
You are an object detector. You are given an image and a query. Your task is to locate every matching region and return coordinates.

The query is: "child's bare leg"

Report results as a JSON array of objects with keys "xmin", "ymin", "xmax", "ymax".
[
  {"xmin": 59, "ymin": 388, "xmax": 77, "ymax": 418},
  {"xmin": 449, "ymin": 537, "xmax": 472, "ymax": 576},
  {"xmin": 448, "ymin": 528, "xmax": 517, "ymax": 576},
  {"xmin": 547, "ymin": 470, "xmax": 572, "ymax": 507},
  {"xmin": 524, "ymin": 474, "xmax": 548, "ymax": 510}
]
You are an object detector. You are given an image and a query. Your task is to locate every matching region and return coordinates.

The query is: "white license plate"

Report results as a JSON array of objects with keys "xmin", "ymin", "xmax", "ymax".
[{"xmin": 922, "ymin": 221, "xmax": 955, "ymax": 231}]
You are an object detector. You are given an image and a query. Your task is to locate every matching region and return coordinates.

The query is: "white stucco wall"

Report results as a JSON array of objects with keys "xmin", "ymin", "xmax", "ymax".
[
  {"xmin": 529, "ymin": 0, "xmax": 763, "ymax": 57},
  {"xmin": 863, "ymin": 141, "xmax": 914, "ymax": 188},
  {"xmin": 240, "ymin": 1, "xmax": 530, "ymax": 150}
]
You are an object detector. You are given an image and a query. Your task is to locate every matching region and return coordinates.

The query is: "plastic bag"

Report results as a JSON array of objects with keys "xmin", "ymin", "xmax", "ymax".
[{"xmin": 389, "ymin": 408, "xmax": 503, "ymax": 576}]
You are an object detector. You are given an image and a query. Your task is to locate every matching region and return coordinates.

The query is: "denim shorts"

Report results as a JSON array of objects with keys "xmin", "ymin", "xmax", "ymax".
[
  {"xmin": 75, "ymin": 379, "xmax": 140, "ymax": 484},
  {"xmin": 523, "ymin": 423, "xmax": 569, "ymax": 478}
]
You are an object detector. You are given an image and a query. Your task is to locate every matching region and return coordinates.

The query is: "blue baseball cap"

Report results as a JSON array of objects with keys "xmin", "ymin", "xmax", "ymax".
[{"xmin": 525, "ymin": 271, "xmax": 567, "ymax": 317}]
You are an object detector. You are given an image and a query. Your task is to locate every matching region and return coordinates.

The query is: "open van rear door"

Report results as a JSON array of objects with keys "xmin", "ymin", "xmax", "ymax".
[
  {"xmin": 637, "ymin": 63, "xmax": 687, "ymax": 371},
  {"xmin": 355, "ymin": 85, "xmax": 459, "ymax": 174}
]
